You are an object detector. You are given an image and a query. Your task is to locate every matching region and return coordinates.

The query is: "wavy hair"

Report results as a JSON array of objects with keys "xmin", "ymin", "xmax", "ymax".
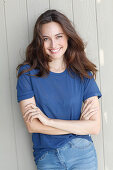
[{"xmin": 16, "ymin": 9, "xmax": 97, "ymax": 79}]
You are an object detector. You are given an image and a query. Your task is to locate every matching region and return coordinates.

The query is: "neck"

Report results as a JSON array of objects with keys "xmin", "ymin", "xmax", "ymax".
[{"xmin": 48, "ymin": 58, "xmax": 66, "ymax": 71}]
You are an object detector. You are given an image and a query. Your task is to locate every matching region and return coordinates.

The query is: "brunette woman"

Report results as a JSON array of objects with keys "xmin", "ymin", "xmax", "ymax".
[{"xmin": 16, "ymin": 9, "xmax": 102, "ymax": 170}]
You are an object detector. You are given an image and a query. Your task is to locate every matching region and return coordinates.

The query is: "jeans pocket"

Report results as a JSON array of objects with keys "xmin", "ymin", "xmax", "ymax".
[
  {"xmin": 68, "ymin": 137, "xmax": 93, "ymax": 149},
  {"xmin": 37, "ymin": 151, "xmax": 48, "ymax": 162}
]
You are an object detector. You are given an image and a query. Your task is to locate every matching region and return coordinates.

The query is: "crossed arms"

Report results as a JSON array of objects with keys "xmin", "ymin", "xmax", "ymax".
[{"xmin": 19, "ymin": 96, "xmax": 101, "ymax": 135}]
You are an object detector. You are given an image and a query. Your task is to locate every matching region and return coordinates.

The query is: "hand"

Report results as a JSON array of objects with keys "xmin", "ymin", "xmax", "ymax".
[
  {"xmin": 80, "ymin": 96, "xmax": 98, "ymax": 120},
  {"xmin": 23, "ymin": 103, "xmax": 51, "ymax": 126}
]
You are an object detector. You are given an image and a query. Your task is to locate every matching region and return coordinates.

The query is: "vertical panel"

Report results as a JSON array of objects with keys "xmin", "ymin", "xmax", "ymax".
[
  {"xmin": 0, "ymin": 1, "xmax": 18, "ymax": 170},
  {"xmin": 4, "ymin": 0, "xmax": 36, "ymax": 169},
  {"xmin": 1, "ymin": 0, "xmax": 111, "ymax": 169},
  {"xmin": 73, "ymin": 0, "xmax": 99, "ymax": 67},
  {"xmin": 72, "ymin": 1, "xmax": 104, "ymax": 170},
  {"xmin": 96, "ymin": 0, "xmax": 113, "ymax": 170},
  {"xmin": 26, "ymin": 2, "xmax": 49, "ymax": 167},
  {"xmin": 27, "ymin": 0, "xmax": 50, "ymax": 42},
  {"xmin": 50, "ymin": 0, "xmax": 73, "ymax": 22}
]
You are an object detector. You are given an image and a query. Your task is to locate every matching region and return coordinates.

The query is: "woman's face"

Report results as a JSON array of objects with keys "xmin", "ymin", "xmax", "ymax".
[{"xmin": 41, "ymin": 21, "xmax": 68, "ymax": 60}]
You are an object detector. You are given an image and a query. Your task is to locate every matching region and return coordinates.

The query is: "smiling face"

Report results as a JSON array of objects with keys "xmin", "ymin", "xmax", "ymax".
[{"xmin": 41, "ymin": 22, "xmax": 68, "ymax": 60}]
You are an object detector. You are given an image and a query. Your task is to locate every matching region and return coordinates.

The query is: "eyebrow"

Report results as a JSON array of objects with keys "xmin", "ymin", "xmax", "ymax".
[{"xmin": 42, "ymin": 33, "xmax": 64, "ymax": 37}]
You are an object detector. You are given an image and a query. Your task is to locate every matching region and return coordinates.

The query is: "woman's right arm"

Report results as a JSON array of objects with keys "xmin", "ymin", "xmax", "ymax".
[{"xmin": 19, "ymin": 96, "xmax": 71, "ymax": 135}]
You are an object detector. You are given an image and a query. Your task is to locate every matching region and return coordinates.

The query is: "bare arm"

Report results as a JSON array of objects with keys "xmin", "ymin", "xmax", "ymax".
[
  {"xmin": 30, "ymin": 119, "xmax": 71, "ymax": 135},
  {"xmin": 48, "ymin": 96, "xmax": 101, "ymax": 135},
  {"xmin": 19, "ymin": 97, "xmax": 71, "ymax": 135}
]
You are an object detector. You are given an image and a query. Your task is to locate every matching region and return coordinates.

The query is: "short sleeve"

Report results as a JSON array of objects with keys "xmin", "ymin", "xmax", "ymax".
[
  {"xmin": 16, "ymin": 65, "xmax": 34, "ymax": 102},
  {"xmin": 83, "ymin": 71, "xmax": 102, "ymax": 102}
]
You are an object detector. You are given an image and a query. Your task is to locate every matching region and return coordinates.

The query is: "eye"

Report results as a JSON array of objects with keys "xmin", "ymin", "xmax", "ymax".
[
  {"xmin": 43, "ymin": 38, "xmax": 48, "ymax": 41},
  {"xmin": 56, "ymin": 35, "xmax": 62, "ymax": 39}
]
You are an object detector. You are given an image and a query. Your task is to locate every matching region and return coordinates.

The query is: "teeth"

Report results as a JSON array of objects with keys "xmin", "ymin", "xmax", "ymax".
[{"xmin": 50, "ymin": 48, "xmax": 61, "ymax": 52}]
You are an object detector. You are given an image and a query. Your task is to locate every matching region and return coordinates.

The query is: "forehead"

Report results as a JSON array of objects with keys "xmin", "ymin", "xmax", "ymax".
[{"xmin": 41, "ymin": 22, "xmax": 64, "ymax": 35}]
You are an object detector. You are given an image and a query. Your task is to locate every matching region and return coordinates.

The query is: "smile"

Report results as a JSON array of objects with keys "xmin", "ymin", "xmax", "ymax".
[{"xmin": 49, "ymin": 48, "xmax": 61, "ymax": 54}]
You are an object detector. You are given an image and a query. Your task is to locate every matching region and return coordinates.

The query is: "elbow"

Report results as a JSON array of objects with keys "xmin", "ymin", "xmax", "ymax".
[
  {"xmin": 28, "ymin": 130, "xmax": 33, "ymax": 133},
  {"xmin": 26, "ymin": 123, "xmax": 34, "ymax": 133},
  {"xmin": 28, "ymin": 125, "xmax": 35, "ymax": 133},
  {"xmin": 94, "ymin": 127, "xmax": 100, "ymax": 135},
  {"xmin": 93, "ymin": 124, "xmax": 101, "ymax": 135},
  {"xmin": 28, "ymin": 127, "xmax": 33, "ymax": 133}
]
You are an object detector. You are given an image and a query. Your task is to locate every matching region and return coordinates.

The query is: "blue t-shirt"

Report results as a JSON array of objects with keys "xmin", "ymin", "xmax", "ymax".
[{"xmin": 16, "ymin": 64, "xmax": 102, "ymax": 163}]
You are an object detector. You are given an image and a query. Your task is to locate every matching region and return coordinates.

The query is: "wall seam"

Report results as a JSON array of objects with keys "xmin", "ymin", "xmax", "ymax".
[
  {"xmin": 49, "ymin": 0, "xmax": 50, "ymax": 9},
  {"xmin": 94, "ymin": 0, "xmax": 105, "ymax": 169},
  {"xmin": 72, "ymin": 0, "xmax": 75, "ymax": 27},
  {"xmin": 26, "ymin": 0, "xmax": 30, "ymax": 43},
  {"xmin": 3, "ymin": 1, "xmax": 19, "ymax": 170}
]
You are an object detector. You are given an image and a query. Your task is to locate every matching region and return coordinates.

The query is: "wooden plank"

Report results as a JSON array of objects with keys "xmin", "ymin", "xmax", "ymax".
[
  {"xmin": 72, "ymin": 1, "xmax": 104, "ymax": 170},
  {"xmin": 96, "ymin": 0, "xmax": 113, "ymax": 169},
  {"xmin": 4, "ymin": 0, "xmax": 37, "ymax": 169},
  {"xmin": 4, "ymin": 0, "xmax": 50, "ymax": 169},
  {"xmin": 27, "ymin": 0, "xmax": 49, "ymax": 42},
  {"xmin": 0, "ymin": 1, "xmax": 18, "ymax": 170},
  {"xmin": 1, "ymin": 0, "xmax": 110, "ymax": 169},
  {"xmin": 50, "ymin": 0, "xmax": 73, "ymax": 22}
]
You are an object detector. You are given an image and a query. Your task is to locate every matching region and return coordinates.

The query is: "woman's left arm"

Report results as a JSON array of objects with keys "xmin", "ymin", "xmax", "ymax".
[
  {"xmin": 48, "ymin": 96, "xmax": 101, "ymax": 135},
  {"xmin": 24, "ymin": 96, "xmax": 101, "ymax": 135}
]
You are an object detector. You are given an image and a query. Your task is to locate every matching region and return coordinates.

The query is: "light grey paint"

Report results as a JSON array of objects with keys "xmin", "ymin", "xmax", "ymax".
[
  {"xmin": 96, "ymin": 0, "xmax": 113, "ymax": 170},
  {"xmin": 72, "ymin": 1, "xmax": 104, "ymax": 170},
  {"xmin": 0, "ymin": 0, "xmax": 112, "ymax": 169}
]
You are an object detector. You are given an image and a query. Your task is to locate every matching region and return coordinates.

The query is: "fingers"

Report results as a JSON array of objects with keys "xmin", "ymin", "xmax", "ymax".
[
  {"xmin": 82, "ymin": 100, "xmax": 91, "ymax": 113},
  {"xmin": 86, "ymin": 111, "xmax": 97, "ymax": 119},
  {"xmin": 82, "ymin": 98, "xmax": 98, "ymax": 117},
  {"xmin": 81, "ymin": 107, "xmax": 98, "ymax": 118},
  {"xmin": 82, "ymin": 96, "xmax": 97, "ymax": 113},
  {"xmin": 23, "ymin": 104, "xmax": 42, "ymax": 123},
  {"xmin": 25, "ymin": 103, "xmax": 37, "ymax": 109},
  {"xmin": 81, "ymin": 111, "xmax": 97, "ymax": 120},
  {"xmin": 23, "ymin": 108, "xmax": 39, "ymax": 118},
  {"xmin": 80, "ymin": 96, "xmax": 99, "ymax": 120},
  {"xmin": 23, "ymin": 103, "xmax": 48, "ymax": 124},
  {"xmin": 23, "ymin": 106, "xmax": 40, "ymax": 122},
  {"xmin": 26, "ymin": 111, "xmax": 39, "ymax": 122},
  {"xmin": 30, "ymin": 115, "xmax": 39, "ymax": 122},
  {"xmin": 80, "ymin": 116, "xmax": 89, "ymax": 120},
  {"xmin": 82, "ymin": 101, "xmax": 96, "ymax": 115}
]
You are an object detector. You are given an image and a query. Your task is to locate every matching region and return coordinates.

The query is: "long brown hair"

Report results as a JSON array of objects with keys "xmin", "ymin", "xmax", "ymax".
[{"xmin": 16, "ymin": 9, "xmax": 97, "ymax": 79}]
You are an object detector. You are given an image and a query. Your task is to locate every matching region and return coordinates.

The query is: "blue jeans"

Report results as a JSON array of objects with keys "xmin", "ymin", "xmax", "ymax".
[{"xmin": 36, "ymin": 137, "xmax": 98, "ymax": 170}]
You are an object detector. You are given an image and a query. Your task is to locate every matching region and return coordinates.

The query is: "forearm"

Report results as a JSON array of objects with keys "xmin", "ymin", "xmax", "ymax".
[
  {"xmin": 48, "ymin": 119, "xmax": 100, "ymax": 135},
  {"xmin": 29, "ymin": 119, "xmax": 71, "ymax": 135}
]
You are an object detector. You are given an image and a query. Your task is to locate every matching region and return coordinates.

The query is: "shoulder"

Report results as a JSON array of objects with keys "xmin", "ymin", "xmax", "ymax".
[
  {"xmin": 18, "ymin": 64, "xmax": 39, "ymax": 75},
  {"xmin": 82, "ymin": 71, "xmax": 94, "ymax": 84},
  {"xmin": 18, "ymin": 64, "xmax": 31, "ymax": 73},
  {"xmin": 83, "ymin": 71, "xmax": 93, "ymax": 80},
  {"xmin": 77, "ymin": 71, "xmax": 95, "ymax": 92},
  {"xmin": 73, "ymin": 71, "xmax": 93, "ymax": 84},
  {"xmin": 71, "ymin": 70, "xmax": 93, "ymax": 81}
]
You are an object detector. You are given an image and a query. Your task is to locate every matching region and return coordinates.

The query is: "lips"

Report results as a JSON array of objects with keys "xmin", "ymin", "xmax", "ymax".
[{"xmin": 49, "ymin": 47, "xmax": 61, "ymax": 54}]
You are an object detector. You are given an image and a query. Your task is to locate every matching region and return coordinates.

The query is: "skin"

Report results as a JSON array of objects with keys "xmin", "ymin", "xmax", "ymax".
[
  {"xmin": 41, "ymin": 21, "xmax": 68, "ymax": 72},
  {"xmin": 23, "ymin": 96, "xmax": 99, "ymax": 123},
  {"xmin": 23, "ymin": 96, "xmax": 101, "ymax": 135},
  {"xmin": 19, "ymin": 22, "xmax": 101, "ymax": 135}
]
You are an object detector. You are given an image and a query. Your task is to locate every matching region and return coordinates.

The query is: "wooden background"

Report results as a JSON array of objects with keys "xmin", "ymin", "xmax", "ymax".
[{"xmin": 0, "ymin": 0, "xmax": 113, "ymax": 170}]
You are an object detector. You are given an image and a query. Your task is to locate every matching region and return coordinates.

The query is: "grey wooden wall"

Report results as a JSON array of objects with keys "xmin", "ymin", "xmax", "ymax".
[{"xmin": 0, "ymin": 0, "xmax": 113, "ymax": 170}]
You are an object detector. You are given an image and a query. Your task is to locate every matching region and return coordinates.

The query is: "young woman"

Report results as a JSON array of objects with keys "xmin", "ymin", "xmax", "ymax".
[{"xmin": 16, "ymin": 9, "xmax": 102, "ymax": 170}]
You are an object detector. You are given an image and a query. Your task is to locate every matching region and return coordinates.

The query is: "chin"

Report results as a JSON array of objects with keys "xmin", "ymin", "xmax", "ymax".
[{"xmin": 50, "ymin": 54, "xmax": 64, "ymax": 59}]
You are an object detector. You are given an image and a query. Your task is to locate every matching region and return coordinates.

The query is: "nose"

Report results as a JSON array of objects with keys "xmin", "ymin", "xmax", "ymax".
[{"xmin": 50, "ymin": 39, "xmax": 57, "ymax": 48}]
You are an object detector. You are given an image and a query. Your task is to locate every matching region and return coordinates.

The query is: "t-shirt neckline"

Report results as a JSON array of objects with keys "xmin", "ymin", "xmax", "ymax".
[{"xmin": 49, "ymin": 68, "xmax": 67, "ymax": 76}]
